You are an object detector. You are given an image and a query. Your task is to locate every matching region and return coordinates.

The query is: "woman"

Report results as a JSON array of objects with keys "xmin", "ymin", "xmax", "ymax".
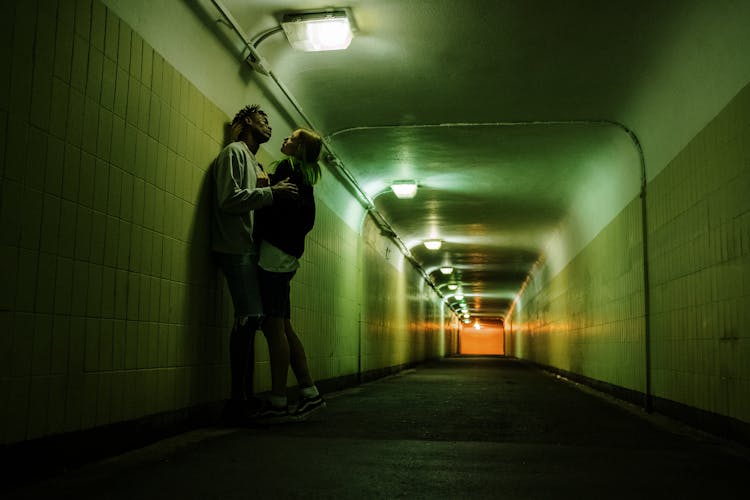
[{"xmin": 254, "ymin": 127, "xmax": 326, "ymax": 420}]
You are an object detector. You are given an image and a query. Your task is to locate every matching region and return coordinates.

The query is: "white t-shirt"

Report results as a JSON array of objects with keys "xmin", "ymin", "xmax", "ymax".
[{"xmin": 258, "ymin": 240, "xmax": 299, "ymax": 272}]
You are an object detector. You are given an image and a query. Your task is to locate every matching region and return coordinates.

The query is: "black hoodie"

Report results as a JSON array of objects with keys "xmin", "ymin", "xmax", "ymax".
[{"xmin": 254, "ymin": 159, "xmax": 315, "ymax": 259}]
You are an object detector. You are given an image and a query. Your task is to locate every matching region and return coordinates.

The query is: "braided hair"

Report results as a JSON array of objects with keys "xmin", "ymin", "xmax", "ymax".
[{"xmin": 230, "ymin": 104, "xmax": 263, "ymax": 141}]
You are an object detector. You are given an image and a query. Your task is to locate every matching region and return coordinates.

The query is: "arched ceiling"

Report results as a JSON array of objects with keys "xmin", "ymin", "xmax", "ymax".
[{"xmin": 208, "ymin": 0, "xmax": 750, "ymax": 323}]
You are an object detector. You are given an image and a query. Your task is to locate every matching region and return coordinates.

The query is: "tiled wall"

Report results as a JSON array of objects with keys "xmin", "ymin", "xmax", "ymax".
[
  {"xmin": 0, "ymin": 0, "xmax": 234, "ymax": 444},
  {"xmin": 361, "ymin": 216, "xmax": 457, "ymax": 373},
  {"xmin": 507, "ymin": 199, "xmax": 646, "ymax": 392},
  {"xmin": 508, "ymin": 82, "xmax": 750, "ymax": 424},
  {"xmin": 0, "ymin": 0, "xmax": 451, "ymax": 445},
  {"xmin": 647, "ymin": 82, "xmax": 750, "ymax": 422}
]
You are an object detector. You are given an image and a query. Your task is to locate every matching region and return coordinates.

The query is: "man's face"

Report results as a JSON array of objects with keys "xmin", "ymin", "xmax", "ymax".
[{"xmin": 247, "ymin": 111, "xmax": 272, "ymax": 144}]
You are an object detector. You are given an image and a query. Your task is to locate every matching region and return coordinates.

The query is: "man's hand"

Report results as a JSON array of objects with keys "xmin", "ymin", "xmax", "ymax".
[{"xmin": 270, "ymin": 178, "xmax": 298, "ymax": 200}]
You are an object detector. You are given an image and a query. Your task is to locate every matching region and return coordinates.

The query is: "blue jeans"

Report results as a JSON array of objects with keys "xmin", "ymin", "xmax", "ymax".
[{"xmin": 215, "ymin": 252, "xmax": 263, "ymax": 319}]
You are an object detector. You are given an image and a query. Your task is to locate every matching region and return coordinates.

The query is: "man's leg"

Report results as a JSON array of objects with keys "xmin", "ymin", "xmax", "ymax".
[
  {"xmin": 215, "ymin": 251, "xmax": 265, "ymax": 424},
  {"xmin": 230, "ymin": 316, "xmax": 258, "ymax": 400},
  {"xmin": 244, "ymin": 327, "xmax": 258, "ymax": 401}
]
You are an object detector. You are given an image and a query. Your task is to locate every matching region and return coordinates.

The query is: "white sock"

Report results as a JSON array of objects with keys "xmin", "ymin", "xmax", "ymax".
[
  {"xmin": 301, "ymin": 386, "xmax": 319, "ymax": 398},
  {"xmin": 269, "ymin": 394, "xmax": 287, "ymax": 408}
]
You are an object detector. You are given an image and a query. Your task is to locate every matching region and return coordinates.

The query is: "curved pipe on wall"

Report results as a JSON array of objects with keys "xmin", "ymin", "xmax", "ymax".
[{"xmin": 331, "ymin": 120, "xmax": 651, "ymax": 409}]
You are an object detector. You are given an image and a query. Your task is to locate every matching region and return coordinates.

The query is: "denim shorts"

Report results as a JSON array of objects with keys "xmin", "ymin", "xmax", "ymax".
[
  {"xmin": 258, "ymin": 268, "xmax": 296, "ymax": 319},
  {"xmin": 215, "ymin": 252, "xmax": 263, "ymax": 319}
]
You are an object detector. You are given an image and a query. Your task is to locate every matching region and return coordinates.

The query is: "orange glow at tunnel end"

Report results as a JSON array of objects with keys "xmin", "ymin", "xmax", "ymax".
[{"xmin": 459, "ymin": 320, "xmax": 504, "ymax": 355}]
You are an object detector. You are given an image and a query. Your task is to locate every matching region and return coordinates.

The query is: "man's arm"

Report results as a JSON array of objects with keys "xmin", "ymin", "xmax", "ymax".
[{"xmin": 214, "ymin": 147, "xmax": 273, "ymax": 214}]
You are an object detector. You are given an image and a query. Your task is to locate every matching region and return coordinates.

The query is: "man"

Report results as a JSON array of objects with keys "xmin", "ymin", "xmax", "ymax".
[{"xmin": 211, "ymin": 104, "xmax": 297, "ymax": 422}]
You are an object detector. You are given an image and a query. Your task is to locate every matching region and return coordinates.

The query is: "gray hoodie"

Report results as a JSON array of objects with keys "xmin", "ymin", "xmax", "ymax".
[{"xmin": 211, "ymin": 141, "xmax": 273, "ymax": 254}]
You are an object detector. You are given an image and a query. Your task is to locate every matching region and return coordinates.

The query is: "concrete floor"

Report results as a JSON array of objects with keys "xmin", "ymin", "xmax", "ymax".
[{"xmin": 6, "ymin": 357, "xmax": 749, "ymax": 499}]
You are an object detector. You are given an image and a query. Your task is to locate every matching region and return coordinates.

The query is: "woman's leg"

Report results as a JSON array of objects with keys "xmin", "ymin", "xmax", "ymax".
[
  {"xmin": 284, "ymin": 319, "xmax": 314, "ymax": 388},
  {"xmin": 284, "ymin": 319, "xmax": 325, "ymax": 417},
  {"xmin": 262, "ymin": 316, "xmax": 290, "ymax": 401}
]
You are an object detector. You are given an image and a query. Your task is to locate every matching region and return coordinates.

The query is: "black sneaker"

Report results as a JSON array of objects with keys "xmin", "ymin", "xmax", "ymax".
[
  {"xmin": 245, "ymin": 396, "xmax": 263, "ymax": 413},
  {"xmin": 293, "ymin": 395, "xmax": 326, "ymax": 419},
  {"xmin": 254, "ymin": 402, "xmax": 294, "ymax": 423}
]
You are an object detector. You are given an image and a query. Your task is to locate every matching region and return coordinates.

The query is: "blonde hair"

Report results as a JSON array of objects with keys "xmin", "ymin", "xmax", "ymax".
[{"xmin": 289, "ymin": 128, "xmax": 323, "ymax": 185}]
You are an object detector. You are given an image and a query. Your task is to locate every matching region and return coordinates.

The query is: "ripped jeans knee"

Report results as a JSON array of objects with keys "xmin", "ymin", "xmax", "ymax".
[{"xmin": 235, "ymin": 315, "xmax": 263, "ymax": 331}]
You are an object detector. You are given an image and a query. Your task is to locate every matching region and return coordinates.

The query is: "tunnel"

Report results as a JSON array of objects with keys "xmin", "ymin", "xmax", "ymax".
[{"xmin": 1, "ymin": 0, "xmax": 749, "ymax": 496}]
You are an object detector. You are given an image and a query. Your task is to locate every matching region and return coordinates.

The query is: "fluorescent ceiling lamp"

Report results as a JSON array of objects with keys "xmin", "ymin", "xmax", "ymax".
[
  {"xmin": 391, "ymin": 180, "xmax": 418, "ymax": 199},
  {"xmin": 424, "ymin": 239, "xmax": 442, "ymax": 250},
  {"xmin": 447, "ymin": 284, "xmax": 458, "ymax": 290},
  {"xmin": 439, "ymin": 267, "xmax": 453, "ymax": 275},
  {"xmin": 463, "ymin": 313, "xmax": 470, "ymax": 319},
  {"xmin": 281, "ymin": 11, "xmax": 353, "ymax": 52},
  {"xmin": 454, "ymin": 294, "xmax": 464, "ymax": 300}
]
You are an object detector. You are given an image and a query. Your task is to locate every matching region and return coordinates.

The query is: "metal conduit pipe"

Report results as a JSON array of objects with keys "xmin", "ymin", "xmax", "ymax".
[
  {"xmin": 208, "ymin": 0, "xmax": 448, "ymax": 306},
  {"xmin": 622, "ymin": 126, "xmax": 653, "ymax": 413}
]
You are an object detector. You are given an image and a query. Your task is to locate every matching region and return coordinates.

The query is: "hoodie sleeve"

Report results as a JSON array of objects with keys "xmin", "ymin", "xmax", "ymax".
[{"xmin": 214, "ymin": 145, "xmax": 273, "ymax": 214}]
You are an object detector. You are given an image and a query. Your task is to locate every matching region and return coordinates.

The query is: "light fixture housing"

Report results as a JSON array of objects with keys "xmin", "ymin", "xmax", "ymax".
[
  {"xmin": 281, "ymin": 10, "xmax": 354, "ymax": 52},
  {"xmin": 447, "ymin": 284, "xmax": 458, "ymax": 290},
  {"xmin": 439, "ymin": 266, "xmax": 453, "ymax": 275},
  {"xmin": 390, "ymin": 180, "xmax": 418, "ymax": 199},
  {"xmin": 454, "ymin": 294, "xmax": 464, "ymax": 300},
  {"xmin": 423, "ymin": 239, "xmax": 442, "ymax": 250}
]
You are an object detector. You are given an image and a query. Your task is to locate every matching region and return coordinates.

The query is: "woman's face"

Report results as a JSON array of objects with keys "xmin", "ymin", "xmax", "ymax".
[{"xmin": 281, "ymin": 130, "xmax": 302, "ymax": 157}]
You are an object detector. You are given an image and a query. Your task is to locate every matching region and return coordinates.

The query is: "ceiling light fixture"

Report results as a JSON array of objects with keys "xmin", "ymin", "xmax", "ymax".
[
  {"xmin": 281, "ymin": 10, "xmax": 353, "ymax": 52},
  {"xmin": 423, "ymin": 239, "xmax": 442, "ymax": 250},
  {"xmin": 474, "ymin": 320, "xmax": 481, "ymax": 330},
  {"xmin": 390, "ymin": 180, "xmax": 418, "ymax": 199},
  {"xmin": 439, "ymin": 267, "xmax": 453, "ymax": 275},
  {"xmin": 454, "ymin": 294, "xmax": 464, "ymax": 300},
  {"xmin": 447, "ymin": 284, "xmax": 458, "ymax": 290}
]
